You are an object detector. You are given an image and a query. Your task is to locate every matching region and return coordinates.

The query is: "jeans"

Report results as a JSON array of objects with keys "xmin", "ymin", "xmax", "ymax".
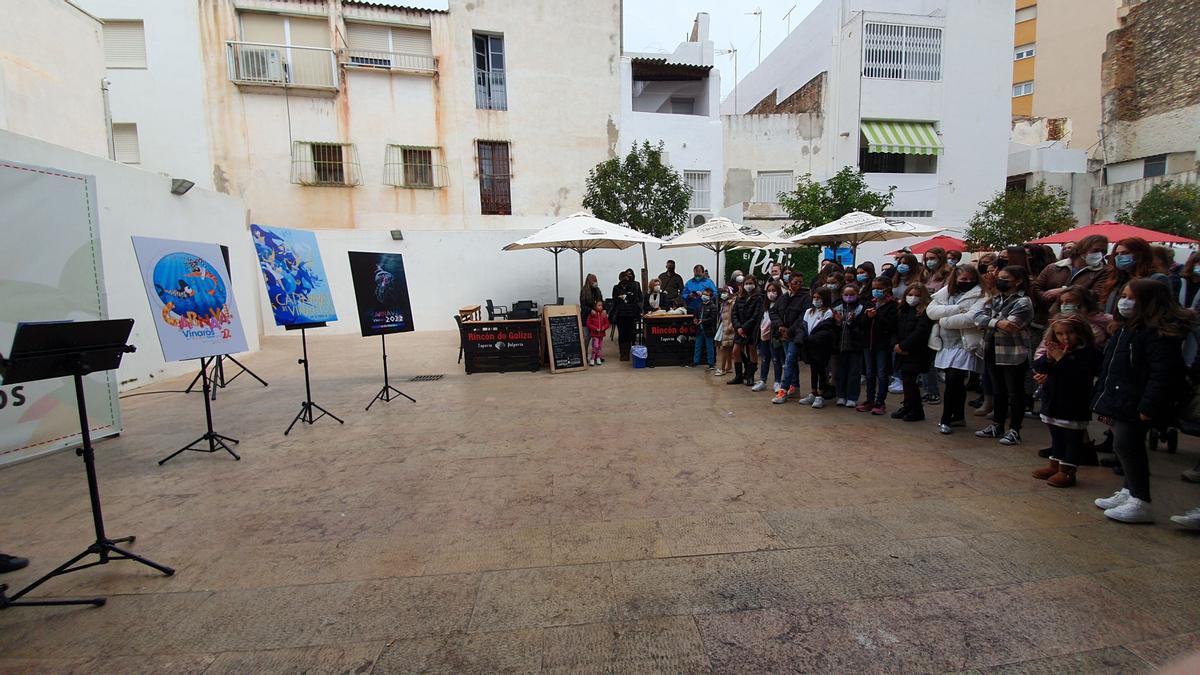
[
  {"xmin": 758, "ymin": 340, "xmax": 783, "ymax": 383},
  {"xmin": 940, "ymin": 368, "xmax": 970, "ymax": 425},
  {"xmin": 780, "ymin": 342, "xmax": 801, "ymax": 389},
  {"xmin": 693, "ymin": 329, "xmax": 715, "ymax": 366},
  {"xmin": 1047, "ymin": 424, "xmax": 1085, "ymax": 467},
  {"xmin": 1112, "ymin": 419, "xmax": 1151, "ymax": 500},
  {"xmin": 863, "ymin": 348, "xmax": 891, "ymax": 405},
  {"xmin": 921, "ymin": 367, "xmax": 940, "ymax": 397},
  {"xmin": 834, "ymin": 351, "xmax": 864, "ymax": 402},
  {"xmin": 990, "ymin": 361, "xmax": 1029, "ymax": 431}
]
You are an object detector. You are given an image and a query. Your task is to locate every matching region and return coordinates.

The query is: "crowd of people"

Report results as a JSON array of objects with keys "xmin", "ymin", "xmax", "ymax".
[{"xmin": 582, "ymin": 240, "xmax": 1200, "ymax": 528}]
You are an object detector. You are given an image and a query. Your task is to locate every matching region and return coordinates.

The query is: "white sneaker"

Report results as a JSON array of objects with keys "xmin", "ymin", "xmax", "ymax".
[
  {"xmin": 797, "ymin": 394, "xmax": 816, "ymax": 405},
  {"xmin": 1094, "ymin": 488, "xmax": 1130, "ymax": 510},
  {"xmin": 1104, "ymin": 497, "xmax": 1154, "ymax": 524},
  {"xmin": 811, "ymin": 396, "xmax": 826, "ymax": 409},
  {"xmin": 773, "ymin": 382, "xmax": 782, "ymax": 392},
  {"xmin": 1170, "ymin": 507, "xmax": 1200, "ymax": 530},
  {"xmin": 843, "ymin": 400, "xmax": 857, "ymax": 408},
  {"xmin": 751, "ymin": 380, "xmax": 766, "ymax": 392},
  {"xmin": 888, "ymin": 376, "xmax": 904, "ymax": 394},
  {"xmin": 836, "ymin": 398, "xmax": 846, "ymax": 406},
  {"xmin": 713, "ymin": 369, "xmax": 725, "ymax": 376}
]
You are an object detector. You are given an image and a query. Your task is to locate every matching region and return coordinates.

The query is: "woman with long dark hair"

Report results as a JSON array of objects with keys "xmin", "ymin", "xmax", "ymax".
[
  {"xmin": 610, "ymin": 268, "xmax": 642, "ymax": 361},
  {"xmin": 972, "ymin": 265, "xmax": 1034, "ymax": 445},
  {"xmin": 580, "ymin": 273, "xmax": 603, "ymax": 324},
  {"xmin": 927, "ymin": 263, "xmax": 987, "ymax": 434},
  {"xmin": 1098, "ymin": 237, "xmax": 1158, "ymax": 317},
  {"xmin": 728, "ymin": 274, "xmax": 763, "ymax": 386}
]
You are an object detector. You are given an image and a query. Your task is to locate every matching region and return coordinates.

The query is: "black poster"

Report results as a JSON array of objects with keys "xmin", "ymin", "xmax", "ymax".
[
  {"xmin": 547, "ymin": 314, "xmax": 584, "ymax": 370},
  {"xmin": 643, "ymin": 316, "xmax": 697, "ymax": 367},
  {"xmin": 347, "ymin": 251, "xmax": 415, "ymax": 336}
]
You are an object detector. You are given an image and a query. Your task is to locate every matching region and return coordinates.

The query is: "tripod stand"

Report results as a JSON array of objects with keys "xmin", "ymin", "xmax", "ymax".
[
  {"xmin": 284, "ymin": 326, "xmax": 344, "ymax": 435},
  {"xmin": 0, "ymin": 319, "xmax": 174, "ymax": 610},
  {"xmin": 185, "ymin": 353, "xmax": 268, "ymax": 401},
  {"xmin": 365, "ymin": 333, "xmax": 415, "ymax": 411},
  {"xmin": 159, "ymin": 356, "xmax": 240, "ymax": 465}
]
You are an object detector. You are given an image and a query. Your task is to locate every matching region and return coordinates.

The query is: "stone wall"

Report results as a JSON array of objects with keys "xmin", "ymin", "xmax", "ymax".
[
  {"xmin": 1102, "ymin": 0, "xmax": 1200, "ymax": 124},
  {"xmin": 746, "ymin": 72, "xmax": 825, "ymax": 115}
]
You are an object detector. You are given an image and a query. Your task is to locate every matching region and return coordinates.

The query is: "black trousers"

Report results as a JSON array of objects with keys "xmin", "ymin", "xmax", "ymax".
[
  {"xmin": 1112, "ymin": 419, "xmax": 1151, "ymax": 501},
  {"xmin": 990, "ymin": 362, "xmax": 1028, "ymax": 431},
  {"xmin": 808, "ymin": 354, "xmax": 830, "ymax": 393},
  {"xmin": 901, "ymin": 368, "xmax": 923, "ymax": 414},
  {"xmin": 940, "ymin": 368, "xmax": 970, "ymax": 425},
  {"xmin": 1048, "ymin": 424, "xmax": 1085, "ymax": 466},
  {"xmin": 615, "ymin": 317, "xmax": 636, "ymax": 345}
]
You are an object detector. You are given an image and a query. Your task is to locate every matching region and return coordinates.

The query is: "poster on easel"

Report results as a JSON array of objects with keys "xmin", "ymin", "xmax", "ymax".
[
  {"xmin": 131, "ymin": 236, "xmax": 249, "ymax": 362},
  {"xmin": 250, "ymin": 224, "xmax": 338, "ymax": 327},
  {"xmin": 347, "ymin": 251, "xmax": 415, "ymax": 336}
]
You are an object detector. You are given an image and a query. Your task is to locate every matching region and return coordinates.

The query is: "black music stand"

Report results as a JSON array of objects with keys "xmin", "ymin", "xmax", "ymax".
[
  {"xmin": 185, "ymin": 353, "xmax": 268, "ymax": 401},
  {"xmin": 284, "ymin": 324, "xmax": 344, "ymax": 435},
  {"xmin": 365, "ymin": 333, "xmax": 415, "ymax": 411},
  {"xmin": 0, "ymin": 319, "xmax": 174, "ymax": 610},
  {"xmin": 158, "ymin": 355, "xmax": 239, "ymax": 465}
]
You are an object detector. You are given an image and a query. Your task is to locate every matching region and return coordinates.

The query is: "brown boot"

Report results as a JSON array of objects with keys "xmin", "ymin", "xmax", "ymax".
[
  {"xmin": 1047, "ymin": 463, "xmax": 1077, "ymax": 488},
  {"xmin": 1032, "ymin": 460, "xmax": 1059, "ymax": 480}
]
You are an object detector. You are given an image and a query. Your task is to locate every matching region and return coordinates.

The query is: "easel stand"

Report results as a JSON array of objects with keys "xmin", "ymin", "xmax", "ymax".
[
  {"xmin": 365, "ymin": 333, "xmax": 415, "ymax": 411},
  {"xmin": 185, "ymin": 353, "xmax": 268, "ymax": 401},
  {"xmin": 284, "ymin": 326, "xmax": 344, "ymax": 435},
  {"xmin": 0, "ymin": 319, "xmax": 174, "ymax": 610},
  {"xmin": 159, "ymin": 356, "xmax": 240, "ymax": 465}
]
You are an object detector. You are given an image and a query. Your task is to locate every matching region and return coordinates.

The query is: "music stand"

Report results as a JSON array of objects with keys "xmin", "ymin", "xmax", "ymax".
[
  {"xmin": 158, "ymin": 355, "xmax": 240, "ymax": 465},
  {"xmin": 365, "ymin": 333, "xmax": 415, "ymax": 411},
  {"xmin": 0, "ymin": 319, "xmax": 174, "ymax": 610},
  {"xmin": 284, "ymin": 324, "xmax": 344, "ymax": 435},
  {"xmin": 185, "ymin": 353, "xmax": 268, "ymax": 401}
]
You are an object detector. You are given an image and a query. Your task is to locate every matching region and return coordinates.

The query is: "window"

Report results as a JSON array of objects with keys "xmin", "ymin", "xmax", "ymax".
[
  {"xmin": 1143, "ymin": 154, "xmax": 1167, "ymax": 178},
  {"xmin": 290, "ymin": 142, "xmax": 362, "ymax": 186},
  {"xmin": 670, "ymin": 97, "xmax": 695, "ymax": 115},
  {"xmin": 1016, "ymin": 6, "xmax": 1038, "ymax": 23},
  {"xmin": 384, "ymin": 145, "xmax": 446, "ymax": 188},
  {"xmin": 234, "ymin": 13, "xmax": 336, "ymax": 89},
  {"xmin": 858, "ymin": 149, "xmax": 938, "ymax": 174},
  {"xmin": 103, "ymin": 20, "xmax": 146, "ymax": 68},
  {"xmin": 111, "ymin": 123, "xmax": 140, "ymax": 164},
  {"xmin": 345, "ymin": 22, "xmax": 434, "ymax": 71},
  {"xmin": 474, "ymin": 33, "xmax": 506, "ymax": 110},
  {"xmin": 1014, "ymin": 43, "xmax": 1036, "ymax": 60},
  {"xmin": 477, "ymin": 141, "xmax": 511, "ymax": 214},
  {"xmin": 1013, "ymin": 80, "xmax": 1034, "ymax": 97},
  {"xmin": 863, "ymin": 23, "xmax": 942, "ymax": 81},
  {"xmin": 882, "ymin": 210, "xmax": 933, "ymax": 218},
  {"xmin": 755, "ymin": 171, "xmax": 793, "ymax": 202},
  {"xmin": 684, "ymin": 171, "xmax": 711, "ymax": 210}
]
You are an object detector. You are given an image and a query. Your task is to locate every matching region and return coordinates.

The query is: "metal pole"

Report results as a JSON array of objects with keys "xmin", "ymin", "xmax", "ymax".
[{"xmin": 554, "ymin": 250, "xmax": 561, "ymax": 300}]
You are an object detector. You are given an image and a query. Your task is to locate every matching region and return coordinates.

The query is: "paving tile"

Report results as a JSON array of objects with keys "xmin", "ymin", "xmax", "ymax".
[
  {"xmin": 1126, "ymin": 632, "xmax": 1200, "ymax": 668},
  {"xmin": 861, "ymin": 498, "xmax": 997, "ymax": 539},
  {"xmin": 654, "ymin": 511, "xmax": 781, "ymax": 557},
  {"xmin": 204, "ymin": 641, "xmax": 383, "ymax": 674},
  {"xmin": 961, "ymin": 527, "xmax": 1140, "ymax": 582},
  {"xmin": 971, "ymin": 646, "xmax": 1151, "ymax": 674},
  {"xmin": 375, "ymin": 630, "xmax": 543, "ymax": 674},
  {"xmin": 542, "ymin": 616, "xmax": 711, "ymax": 674},
  {"xmin": 470, "ymin": 563, "xmax": 614, "ymax": 632},
  {"xmin": 763, "ymin": 505, "xmax": 896, "ymax": 549},
  {"xmin": 610, "ymin": 554, "xmax": 766, "ymax": 619},
  {"xmin": 417, "ymin": 526, "xmax": 554, "ymax": 575},
  {"xmin": 550, "ymin": 518, "xmax": 664, "ymax": 564}
]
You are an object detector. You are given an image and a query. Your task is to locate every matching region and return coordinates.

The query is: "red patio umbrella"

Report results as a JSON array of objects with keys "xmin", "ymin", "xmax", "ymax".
[
  {"xmin": 1027, "ymin": 222, "xmax": 1198, "ymax": 245},
  {"xmin": 887, "ymin": 234, "xmax": 967, "ymax": 256}
]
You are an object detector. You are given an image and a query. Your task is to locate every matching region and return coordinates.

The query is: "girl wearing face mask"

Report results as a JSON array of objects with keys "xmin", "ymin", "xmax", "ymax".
[
  {"xmin": 927, "ymin": 264, "xmax": 988, "ymax": 434},
  {"xmin": 831, "ymin": 283, "xmax": 869, "ymax": 407},
  {"xmin": 728, "ymin": 275, "xmax": 763, "ymax": 386},
  {"xmin": 891, "ymin": 253, "xmax": 922, "ymax": 301},
  {"xmin": 714, "ymin": 272, "xmax": 742, "ymax": 376},
  {"xmin": 892, "ymin": 285, "xmax": 935, "ymax": 422},
  {"xmin": 859, "ymin": 276, "xmax": 898, "ymax": 414},
  {"xmin": 1030, "ymin": 316, "xmax": 1103, "ymax": 488},
  {"xmin": 753, "ymin": 281, "xmax": 787, "ymax": 392},
  {"xmin": 1099, "ymin": 237, "xmax": 1160, "ymax": 319},
  {"xmin": 854, "ymin": 262, "xmax": 876, "ymax": 291},
  {"xmin": 1091, "ymin": 279, "xmax": 1190, "ymax": 523},
  {"xmin": 1175, "ymin": 251, "xmax": 1200, "ymax": 309},
  {"xmin": 972, "ymin": 265, "xmax": 1034, "ymax": 446},
  {"xmin": 797, "ymin": 287, "xmax": 838, "ymax": 409},
  {"xmin": 1032, "ymin": 234, "xmax": 1111, "ymax": 312},
  {"xmin": 922, "ymin": 247, "xmax": 952, "ymax": 293}
]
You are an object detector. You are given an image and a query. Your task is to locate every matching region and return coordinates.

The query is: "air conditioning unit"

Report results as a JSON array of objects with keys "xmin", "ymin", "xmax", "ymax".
[
  {"xmin": 691, "ymin": 212, "xmax": 711, "ymax": 227},
  {"xmin": 238, "ymin": 46, "xmax": 285, "ymax": 83}
]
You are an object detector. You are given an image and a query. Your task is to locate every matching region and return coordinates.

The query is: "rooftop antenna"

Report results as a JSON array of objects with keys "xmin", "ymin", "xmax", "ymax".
[
  {"xmin": 747, "ymin": 7, "xmax": 763, "ymax": 65},
  {"xmin": 783, "ymin": 4, "xmax": 798, "ymax": 34},
  {"xmin": 717, "ymin": 43, "xmax": 738, "ymax": 112}
]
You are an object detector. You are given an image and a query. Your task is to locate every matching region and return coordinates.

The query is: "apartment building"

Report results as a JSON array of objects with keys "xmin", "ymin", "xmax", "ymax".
[
  {"xmin": 75, "ymin": 0, "xmax": 623, "ymax": 232},
  {"xmin": 720, "ymin": 0, "xmax": 1012, "ymax": 244}
]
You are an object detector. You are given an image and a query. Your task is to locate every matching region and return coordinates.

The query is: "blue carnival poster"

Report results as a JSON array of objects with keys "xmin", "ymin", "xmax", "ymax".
[
  {"xmin": 250, "ymin": 224, "xmax": 338, "ymax": 326},
  {"xmin": 347, "ymin": 251, "xmax": 415, "ymax": 336},
  {"xmin": 131, "ymin": 236, "xmax": 250, "ymax": 361}
]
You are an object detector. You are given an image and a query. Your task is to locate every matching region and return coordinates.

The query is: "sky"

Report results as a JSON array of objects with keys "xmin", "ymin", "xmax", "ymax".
[{"xmin": 622, "ymin": 0, "xmax": 823, "ymax": 100}]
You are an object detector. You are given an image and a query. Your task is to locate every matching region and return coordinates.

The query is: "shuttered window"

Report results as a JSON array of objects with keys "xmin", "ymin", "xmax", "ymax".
[
  {"xmin": 347, "ymin": 22, "xmax": 391, "ymax": 52},
  {"xmin": 112, "ymin": 123, "xmax": 140, "ymax": 164},
  {"xmin": 863, "ymin": 23, "xmax": 942, "ymax": 81},
  {"xmin": 391, "ymin": 27, "xmax": 432, "ymax": 55},
  {"xmin": 755, "ymin": 171, "xmax": 793, "ymax": 203},
  {"xmin": 684, "ymin": 171, "xmax": 711, "ymax": 210},
  {"xmin": 346, "ymin": 22, "xmax": 434, "ymax": 70},
  {"xmin": 103, "ymin": 21, "xmax": 146, "ymax": 68}
]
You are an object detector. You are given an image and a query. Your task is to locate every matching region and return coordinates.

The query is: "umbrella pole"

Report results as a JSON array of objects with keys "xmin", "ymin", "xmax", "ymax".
[
  {"xmin": 715, "ymin": 247, "xmax": 721, "ymax": 287},
  {"xmin": 578, "ymin": 250, "xmax": 585, "ymax": 290},
  {"xmin": 554, "ymin": 250, "xmax": 561, "ymax": 300}
]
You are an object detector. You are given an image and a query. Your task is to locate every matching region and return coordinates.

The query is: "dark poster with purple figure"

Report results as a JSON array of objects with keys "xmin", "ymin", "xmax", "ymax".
[{"xmin": 347, "ymin": 251, "xmax": 415, "ymax": 336}]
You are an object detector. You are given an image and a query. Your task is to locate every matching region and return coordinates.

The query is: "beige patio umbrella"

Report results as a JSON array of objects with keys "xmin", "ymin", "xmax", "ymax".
[
  {"xmin": 659, "ymin": 217, "xmax": 794, "ymax": 285},
  {"xmin": 788, "ymin": 211, "xmax": 941, "ymax": 265}
]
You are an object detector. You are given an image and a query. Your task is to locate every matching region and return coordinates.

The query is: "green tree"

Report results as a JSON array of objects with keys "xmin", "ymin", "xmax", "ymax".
[
  {"xmin": 964, "ymin": 183, "xmax": 1076, "ymax": 251},
  {"xmin": 778, "ymin": 166, "xmax": 896, "ymax": 236},
  {"xmin": 1116, "ymin": 181, "xmax": 1200, "ymax": 239},
  {"xmin": 583, "ymin": 140, "xmax": 692, "ymax": 238}
]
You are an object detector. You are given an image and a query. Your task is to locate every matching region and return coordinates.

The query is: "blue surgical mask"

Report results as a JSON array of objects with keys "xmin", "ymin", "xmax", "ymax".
[
  {"xmin": 897, "ymin": 263, "xmax": 910, "ymax": 274},
  {"xmin": 871, "ymin": 289, "xmax": 885, "ymax": 299},
  {"xmin": 812, "ymin": 299, "xmax": 823, "ymax": 309},
  {"xmin": 1117, "ymin": 298, "xmax": 1135, "ymax": 318},
  {"xmin": 1193, "ymin": 266, "xmax": 1200, "ymax": 276},
  {"xmin": 1115, "ymin": 254, "xmax": 1135, "ymax": 270},
  {"xmin": 925, "ymin": 260, "xmax": 938, "ymax": 270},
  {"xmin": 1059, "ymin": 303, "xmax": 1077, "ymax": 314},
  {"xmin": 856, "ymin": 273, "xmax": 869, "ymax": 283}
]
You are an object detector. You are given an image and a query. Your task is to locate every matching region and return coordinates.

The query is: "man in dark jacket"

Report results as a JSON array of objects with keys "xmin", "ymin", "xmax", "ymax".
[
  {"xmin": 658, "ymin": 261, "xmax": 684, "ymax": 308},
  {"xmin": 773, "ymin": 277, "xmax": 810, "ymax": 401},
  {"xmin": 693, "ymin": 289, "xmax": 720, "ymax": 368}
]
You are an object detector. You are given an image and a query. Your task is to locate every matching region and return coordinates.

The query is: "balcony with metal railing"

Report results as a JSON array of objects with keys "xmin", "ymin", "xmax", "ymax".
[
  {"xmin": 343, "ymin": 48, "xmax": 437, "ymax": 75},
  {"xmin": 475, "ymin": 69, "xmax": 507, "ymax": 110},
  {"xmin": 227, "ymin": 41, "xmax": 338, "ymax": 92}
]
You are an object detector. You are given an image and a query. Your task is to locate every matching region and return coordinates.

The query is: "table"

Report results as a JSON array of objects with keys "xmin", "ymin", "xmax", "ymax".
[
  {"xmin": 458, "ymin": 304, "xmax": 482, "ymax": 322},
  {"xmin": 460, "ymin": 318, "xmax": 542, "ymax": 374},
  {"xmin": 642, "ymin": 314, "xmax": 697, "ymax": 367}
]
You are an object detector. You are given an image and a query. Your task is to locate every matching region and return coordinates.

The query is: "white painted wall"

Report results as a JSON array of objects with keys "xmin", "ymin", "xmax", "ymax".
[
  {"xmin": 0, "ymin": 0, "xmax": 108, "ymax": 157},
  {"xmin": 0, "ymin": 129, "xmax": 260, "ymax": 391}
]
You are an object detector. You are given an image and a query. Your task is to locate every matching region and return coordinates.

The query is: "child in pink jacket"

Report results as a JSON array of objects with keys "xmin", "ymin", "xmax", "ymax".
[{"xmin": 585, "ymin": 300, "xmax": 610, "ymax": 366}]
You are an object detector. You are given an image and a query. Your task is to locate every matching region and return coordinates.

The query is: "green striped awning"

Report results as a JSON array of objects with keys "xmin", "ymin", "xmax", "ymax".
[{"xmin": 861, "ymin": 120, "xmax": 943, "ymax": 155}]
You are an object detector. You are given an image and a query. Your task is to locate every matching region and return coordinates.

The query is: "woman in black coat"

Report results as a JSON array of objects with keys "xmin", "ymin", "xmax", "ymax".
[
  {"xmin": 610, "ymin": 268, "xmax": 643, "ymax": 361},
  {"xmin": 727, "ymin": 276, "xmax": 764, "ymax": 385},
  {"xmin": 893, "ymin": 284, "xmax": 935, "ymax": 422}
]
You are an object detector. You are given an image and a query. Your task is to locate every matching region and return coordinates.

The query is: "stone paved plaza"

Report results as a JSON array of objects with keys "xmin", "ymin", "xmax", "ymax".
[{"xmin": 1, "ymin": 331, "xmax": 1199, "ymax": 673}]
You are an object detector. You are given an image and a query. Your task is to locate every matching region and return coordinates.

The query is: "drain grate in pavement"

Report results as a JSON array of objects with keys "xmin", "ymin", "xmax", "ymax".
[{"xmin": 408, "ymin": 374, "xmax": 445, "ymax": 382}]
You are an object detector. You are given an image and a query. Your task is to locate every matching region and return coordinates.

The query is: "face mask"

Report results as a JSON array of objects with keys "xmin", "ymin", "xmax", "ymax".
[
  {"xmin": 1115, "ymin": 253, "xmax": 1135, "ymax": 270},
  {"xmin": 812, "ymin": 299, "xmax": 824, "ymax": 309},
  {"xmin": 702, "ymin": 295, "xmax": 712, "ymax": 303},
  {"xmin": 1086, "ymin": 252, "xmax": 1105, "ymax": 267},
  {"xmin": 856, "ymin": 273, "xmax": 869, "ymax": 283},
  {"xmin": 1193, "ymin": 266, "xmax": 1200, "ymax": 276},
  {"xmin": 745, "ymin": 284, "xmax": 756, "ymax": 292},
  {"xmin": 782, "ymin": 274, "xmax": 791, "ymax": 282},
  {"xmin": 925, "ymin": 260, "xmax": 937, "ymax": 270},
  {"xmin": 591, "ymin": 282, "xmax": 597, "ymax": 288},
  {"xmin": 767, "ymin": 291, "xmax": 778, "ymax": 300},
  {"xmin": 897, "ymin": 263, "xmax": 910, "ymax": 275},
  {"xmin": 842, "ymin": 295, "xmax": 857, "ymax": 304},
  {"xmin": 694, "ymin": 275, "xmax": 703, "ymax": 281},
  {"xmin": 995, "ymin": 279, "xmax": 1012, "ymax": 293},
  {"xmin": 825, "ymin": 283, "xmax": 839, "ymax": 290},
  {"xmin": 1117, "ymin": 298, "xmax": 1135, "ymax": 317},
  {"xmin": 871, "ymin": 289, "xmax": 885, "ymax": 299},
  {"xmin": 1059, "ymin": 303, "xmax": 1077, "ymax": 314},
  {"xmin": 734, "ymin": 275, "xmax": 744, "ymax": 284},
  {"xmin": 957, "ymin": 280, "xmax": 977, "ymax": 292},
  {"xmin": 720, "ymin": 292, "xmax": 729, "ymax": 301},
  {"xmin": 905, "ymin": 295, "xmax": 919, "ymax": 306},
  {"xmin": 948, "ymin": 259, "xmax": 959, "ymax": 268}
]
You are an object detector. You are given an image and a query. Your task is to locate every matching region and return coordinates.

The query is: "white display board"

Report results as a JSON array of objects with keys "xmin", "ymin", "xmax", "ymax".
[
  {"xmin": 0, "ymin": 160, "xmax": 121, "ymax": 466},
  {"xmin": 131, "ymin": 236, "xmax": 249, "ymax": 362}
]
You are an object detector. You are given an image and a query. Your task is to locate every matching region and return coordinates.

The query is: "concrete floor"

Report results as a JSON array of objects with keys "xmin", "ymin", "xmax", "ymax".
[{"xmin": 1, "ymin": 330, "xmax": 1199, "ymax": 673}]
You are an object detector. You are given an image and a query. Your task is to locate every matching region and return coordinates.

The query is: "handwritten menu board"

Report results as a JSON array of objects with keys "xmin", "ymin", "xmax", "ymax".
[{"xmin": 542, "ymin": 304, "xmax": 587, "ymax": 373}]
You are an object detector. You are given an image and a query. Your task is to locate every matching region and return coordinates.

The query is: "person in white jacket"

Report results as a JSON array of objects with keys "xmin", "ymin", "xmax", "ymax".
[{"xmin": 925, "ymin": 264, "xmax": 988, "ymax": 434}]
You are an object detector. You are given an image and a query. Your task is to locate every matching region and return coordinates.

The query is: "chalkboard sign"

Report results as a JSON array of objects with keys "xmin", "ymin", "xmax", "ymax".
[{"xmin": 542, "ymin": 304, "xmax": 587, "ymax": 373}]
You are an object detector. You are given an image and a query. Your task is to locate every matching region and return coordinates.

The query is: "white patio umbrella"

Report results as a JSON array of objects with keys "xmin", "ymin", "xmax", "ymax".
[
  {"xmin": 502, "ymin": 212, "xmax": 662, "ymax": 298},
  {"xmin": 659, "ymin": 217, "xmax": 794, "ymax": 284},
  {"xmin": 788, "ymin": 211, "xmax": 942, "ymax": 264}
]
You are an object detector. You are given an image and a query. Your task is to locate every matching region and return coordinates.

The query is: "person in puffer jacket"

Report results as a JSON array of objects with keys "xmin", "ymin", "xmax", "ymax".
[
  {"xmin": 727, "ymin": 277, "xmax": 763, "ymax": 386},
  {"xmin": 927, "ymin": 263, "xmax": 988, "ymax": 435}
]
